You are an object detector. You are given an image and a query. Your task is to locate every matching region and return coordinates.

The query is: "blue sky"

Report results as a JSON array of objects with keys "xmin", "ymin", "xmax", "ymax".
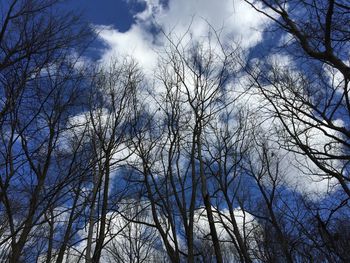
[{"xmin": 66, "ymin": 0, "xmax": 146, "ymax": 32}]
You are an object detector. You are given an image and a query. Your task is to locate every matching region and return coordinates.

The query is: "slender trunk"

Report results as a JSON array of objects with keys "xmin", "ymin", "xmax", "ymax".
[
  {"xmin": 256, "ymin": 180, "xmax": 293, "ymax": 263},
  {"xmin": 224, "ymin": 193, "xmax": 252, "ymax": 263},
  {"xmin": 197, "ymin": 124, "xmax": 223, "ymax": 263},
  {"xmin": 56, "ymin": 185, "xmax": 83, "ymax": 263},
  {"xmin": 92, "ymin": 158, "xmax": 110, "ymax": 262},
  {"xmin": 86, "ymin": 168, "xmax": 100, "ymax": 263},
  {"xmin": 9, "ymin": 127, "xmax": 56, "ymax": 262},
  {"xmin": 187, "ymin": 130, "xmax": 198, "ymax": 263},
  {"xmin": 46, "ymin": 208, "xmax": 55, "ymax": 263},
  {"xmin": 9, "ymin": 176, "xmax": 46, "ymax": 263},
  {"xmin": 142, "ymin": 160, "xmax": 180, "ymax": 263}
]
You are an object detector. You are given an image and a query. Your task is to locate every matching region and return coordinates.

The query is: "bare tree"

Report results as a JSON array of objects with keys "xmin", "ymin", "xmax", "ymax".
[
  {"xmin": 83, "ymin": 58, "xmax": 141, "ymax": 263},
  {"xmin": 243, "ymin": 0, "xmax": 350, "ymax": 198},
  {"xmin": 243, "ymin": 0, "xmax": 350, "ymax": 78},
  {"xmin": 105, "ymin": 198, "xmax": 165, "ymax": 263},
  {"xmin": 2, "ymin": 1, "xmax": 350, "ymax": 262},
  {"xmin": 124, "ymin": 31, "xmax": 252, "ymax": 263},
  {"xmin": 0, "ymin": 56, "xmax": 90, "ymax": 262},
  {"xmin": 203, "ymin": 107, "xmax": 255, "ymax": 263},
  {"xmin": 0, "ymin": 0, "xmax": 90, "ymax": 261}
]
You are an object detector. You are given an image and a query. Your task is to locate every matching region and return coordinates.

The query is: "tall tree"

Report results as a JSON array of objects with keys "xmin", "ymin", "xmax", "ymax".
[{"xmin": 0, "ymin": 0, "xmax": 90, "ymax": 261}]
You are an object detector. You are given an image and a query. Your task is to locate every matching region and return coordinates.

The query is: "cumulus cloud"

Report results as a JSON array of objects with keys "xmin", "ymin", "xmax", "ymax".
[
  {"xmin": 193, "ymin": 207, "xmax": 258, "ymax": 260},
  {"xmin": 194, "ymin": 207, "xmax": 256, "ymax": 240},
  {"xmin": 93, "ymin": 0, "xmax": 271, "ymax": 72},
  {"xmin": 93, "ymin": 24, "xmax": 158, "ymax": 73}
]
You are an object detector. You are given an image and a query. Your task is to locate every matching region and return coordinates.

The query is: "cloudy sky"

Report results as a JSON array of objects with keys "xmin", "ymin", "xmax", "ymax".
[
  {"xmin": 68, "ymin": 0, "xmax": 271, "ymax": 69},
  {"xmin": 63, "ymin": 0, "xmax": 341, "ymax": 198}
]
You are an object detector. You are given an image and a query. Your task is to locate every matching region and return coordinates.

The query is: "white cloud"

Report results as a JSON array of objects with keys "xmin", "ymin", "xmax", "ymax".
[
  {"xmin": 194, "ymin": 207, "xmax": 256, "ymax": 240},
  {"xmin": 93, "ymin": 24, "xmax": 158, "ymax": 73},
  {"xmin": 93, "ymin": 0, "xmax": 271, "ymax": 72},
  {"xmin": 193, "ymin": 207, "xmax": 258, "ymax": 261}
]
